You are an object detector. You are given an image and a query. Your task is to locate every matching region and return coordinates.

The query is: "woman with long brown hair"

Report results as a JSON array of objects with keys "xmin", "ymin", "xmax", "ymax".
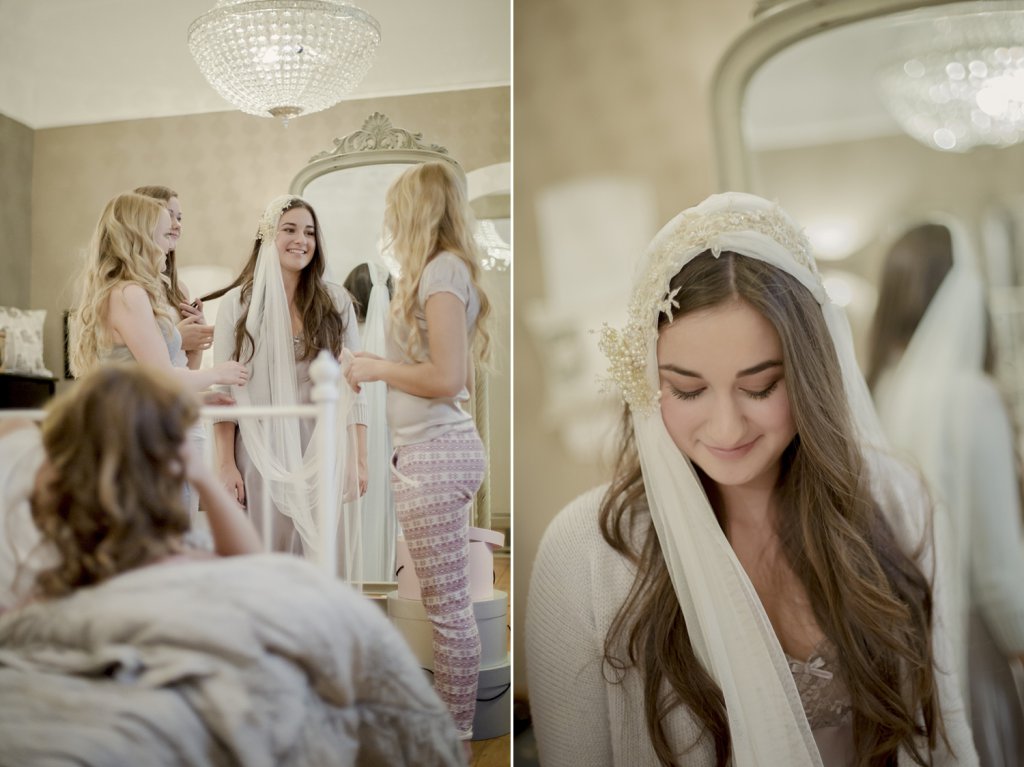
[
  {"xmin": 207, "ymin": 196, "xmax": 367, "ymax": 567},
  {"xmin": 526, "ymin": 193, "xmax": 975, "ymax": 766},
  {"xmin": 868, "ymin": 220, "xmax": 1024, "ymax": 765}
]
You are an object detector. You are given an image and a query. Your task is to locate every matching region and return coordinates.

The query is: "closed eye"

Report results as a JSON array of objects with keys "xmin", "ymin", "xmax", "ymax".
[
  {"xmin": 668, "ymin": 385, "xmax": 705, "ymax": 401},
  {"xmin": 742, "ymin": 380, "xmax": 779, "ymax": 400}
]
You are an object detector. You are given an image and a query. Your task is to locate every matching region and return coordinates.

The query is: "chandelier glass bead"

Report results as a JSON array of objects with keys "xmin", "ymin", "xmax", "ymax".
[{"xmin": 878, "ymin": 3, "xmax": 1024, "ymax": 152}]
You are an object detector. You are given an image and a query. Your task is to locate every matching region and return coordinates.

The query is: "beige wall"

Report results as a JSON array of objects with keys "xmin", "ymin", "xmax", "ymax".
[
  {"xmin": 0, "ymin": 112, "xmax": 33, "ymax": 308},
  {"xmin": 514, "ymin": 0, "xmax": 755, "ymax": 696}
]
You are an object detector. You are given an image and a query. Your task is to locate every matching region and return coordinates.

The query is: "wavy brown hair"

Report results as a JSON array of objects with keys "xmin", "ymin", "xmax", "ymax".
[
  {"xmin": 202, "ymin": 197, "xmax": 345, "ymax": 363},
  {"xmin": 134, "ymin": 184, "xmax": 188, "ymax": 309},
  {"xmin": 600, "ymin": 251, "xmax": 946, "ymax": 766},
  {"xmin": 31, "ymin": 364, "xmax": 197, "ymax": 599}
]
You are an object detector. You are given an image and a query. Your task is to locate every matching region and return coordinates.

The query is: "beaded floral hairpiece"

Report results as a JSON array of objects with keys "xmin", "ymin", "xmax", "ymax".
[
  {"xmin": 598, "ymin": 199, "xmax": 819, "ymax": 416},
  {"xmin": 257, "ymin": 195, "xmax": 301, "ymax": 241}
]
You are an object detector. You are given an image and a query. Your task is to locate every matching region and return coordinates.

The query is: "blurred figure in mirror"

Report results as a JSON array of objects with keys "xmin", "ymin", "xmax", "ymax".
[
  {"xmin": 343, "ymin": 261, "xmax": 397, "ymax": 583},
  {"xmin": 868, "ymin": 220, "xmax": 1024, "ymax": 766}
]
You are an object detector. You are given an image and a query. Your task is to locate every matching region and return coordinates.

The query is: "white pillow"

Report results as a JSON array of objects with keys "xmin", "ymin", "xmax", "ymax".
[{"xmin": 0, "ymin": 307, "xmax": 52, "ymax": 377}]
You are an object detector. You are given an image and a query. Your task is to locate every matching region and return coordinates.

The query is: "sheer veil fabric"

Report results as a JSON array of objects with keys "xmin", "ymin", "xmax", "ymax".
[
  {"xmin": 230, "ymin": 195, "xmax": 359, "ymax": 576},
  {"xmin": 872, "ymin": 216, "xmax": 987, "ymax": 693},
  {"xmin": 600, "ymin": 192, "xmax": 972, "ymax": 765},
  {"xmin": 358, "ymin": 261, "xmax": 396, "ymax": 581}
]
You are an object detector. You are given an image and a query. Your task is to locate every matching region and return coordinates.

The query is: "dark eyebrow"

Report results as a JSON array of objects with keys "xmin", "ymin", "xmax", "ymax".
[{"xmin": 658, "ymin": 360, "xmax": 782, "ymax": 378}]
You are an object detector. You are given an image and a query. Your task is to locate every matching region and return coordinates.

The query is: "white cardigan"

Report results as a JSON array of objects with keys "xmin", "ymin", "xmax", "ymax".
[{"xmin": 525, "ymin": 482, "xmax": 977, "ymax": 766}]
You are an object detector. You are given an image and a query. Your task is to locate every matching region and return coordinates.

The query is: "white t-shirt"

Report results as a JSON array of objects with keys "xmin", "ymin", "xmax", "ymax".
[{"xmin": 385, "ymin": 252, "xmax": 480, "ymax": 446}]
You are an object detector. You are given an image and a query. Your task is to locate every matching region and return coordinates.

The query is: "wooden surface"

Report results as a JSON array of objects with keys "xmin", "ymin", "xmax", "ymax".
[{"xmin": 470, "ymin": 552, "xmax": 510, "ymax": 766}]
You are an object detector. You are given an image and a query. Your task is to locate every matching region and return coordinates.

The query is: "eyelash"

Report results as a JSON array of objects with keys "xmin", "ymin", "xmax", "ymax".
[{"xmin": 669, "ymin": 380, "xmax": 780, "ymax": 401}]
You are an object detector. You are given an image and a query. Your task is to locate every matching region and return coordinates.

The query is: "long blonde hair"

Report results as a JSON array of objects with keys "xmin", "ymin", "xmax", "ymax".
[
  {"xmin": 32, "ymin": 364, "xmax": 197, "ymax": 599},
  {"xmin": 70, "ymin": 193, "xmax": 177, "ymax": 377},
  {"xmin": 384, "ymin": 161, "xmax": 491, "ymax": 364}
]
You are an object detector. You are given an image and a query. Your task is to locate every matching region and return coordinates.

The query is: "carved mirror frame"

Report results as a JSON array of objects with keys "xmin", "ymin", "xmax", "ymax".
[
  {"xmin": 289, "ymin": 113, "xmax": 494, "ymax": 534},
  {"xmin": 711, "ymin": 0, "xmax": 957, "ymax": 190}
]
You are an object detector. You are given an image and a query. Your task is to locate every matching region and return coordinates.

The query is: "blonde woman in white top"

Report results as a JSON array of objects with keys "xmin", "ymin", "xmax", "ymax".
[{"xmin": 345, "ymin": 161, "xmax": 492, "ymax": 746}]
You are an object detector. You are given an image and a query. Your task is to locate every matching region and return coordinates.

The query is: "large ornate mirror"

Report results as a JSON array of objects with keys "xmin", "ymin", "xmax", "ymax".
[
  {"xmin": 289, "ymin": 113, "xmax": 511, "ymax": 582},
  {"xmin": 713, "ymin": 0, "xmax": 1024, "ymax": 417}
]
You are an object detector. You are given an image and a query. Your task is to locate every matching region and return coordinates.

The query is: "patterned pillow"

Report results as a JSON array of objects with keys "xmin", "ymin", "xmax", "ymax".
[{"xmin": 0, "ymin": 307, "xmax": 52, "ymax": 377}]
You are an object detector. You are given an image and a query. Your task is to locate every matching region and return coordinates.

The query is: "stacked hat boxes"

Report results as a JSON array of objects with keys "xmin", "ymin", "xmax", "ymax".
[{"xmin": 387, "ymin": 527, "xmax": 510, "ymax": 740}]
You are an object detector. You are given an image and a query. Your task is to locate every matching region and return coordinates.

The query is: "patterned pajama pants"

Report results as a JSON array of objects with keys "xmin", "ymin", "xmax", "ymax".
[{"xmin": 392, "ymin": 426, "xmax": 486, "ymax": 738}]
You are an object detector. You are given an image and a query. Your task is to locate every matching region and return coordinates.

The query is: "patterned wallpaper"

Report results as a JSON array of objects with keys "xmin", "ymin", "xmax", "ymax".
[{"xmin": 0, "ymin": 112, "xmax": 33, "ymax": 308}]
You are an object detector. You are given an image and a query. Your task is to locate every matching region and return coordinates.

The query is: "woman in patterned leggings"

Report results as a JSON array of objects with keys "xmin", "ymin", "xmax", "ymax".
[{"xmin": 345, "ymin": 161, "xmax": 492, "ymax": 746}]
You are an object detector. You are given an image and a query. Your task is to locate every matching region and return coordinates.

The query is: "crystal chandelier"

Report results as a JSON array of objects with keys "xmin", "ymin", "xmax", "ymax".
[
  {"xmin": 878, "ymin": 3, "xmax": 1024, "ymax": 152},
  {"xmin": 188, "ymin": 0, "xmax": 381, "ymax": 123}
]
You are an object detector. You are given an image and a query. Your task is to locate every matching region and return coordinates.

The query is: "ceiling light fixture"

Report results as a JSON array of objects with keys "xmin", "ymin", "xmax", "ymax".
[
  {"xmin": 188, "ymin": 0, "xmax": 381, "ymax": 124},
  {"xmin": 878, "ymin": 2, "xmax": 1024, "ymax": 152}
]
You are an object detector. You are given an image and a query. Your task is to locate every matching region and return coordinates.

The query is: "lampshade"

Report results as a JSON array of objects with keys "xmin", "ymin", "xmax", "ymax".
[
  {"xmin": 878, "ymin": 3, "xmax": 1024, "ymax": 152},
  {"xmin": 188, "ymin": 0, "xmax": 381, "ymax": 123}
]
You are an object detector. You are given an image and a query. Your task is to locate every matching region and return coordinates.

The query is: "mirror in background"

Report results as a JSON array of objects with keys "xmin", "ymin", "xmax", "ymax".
[
  {"xmin": 290, "ymin": 114, "xmax": 512, "ymax": 579},
  {"xmin": 737, "ymin": 2, "xmax": 1024, "ymax": 408}
]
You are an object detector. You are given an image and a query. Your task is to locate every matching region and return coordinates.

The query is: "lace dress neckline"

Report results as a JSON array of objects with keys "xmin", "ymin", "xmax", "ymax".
[{"xmin": 784, "ymin": 638, "xmax": 853, "ymax": 729}]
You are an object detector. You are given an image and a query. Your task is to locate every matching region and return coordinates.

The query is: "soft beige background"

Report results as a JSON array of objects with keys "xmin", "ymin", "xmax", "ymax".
[
  {"xmin": 3, "ymin": 85, "xmax": 509, "ymax": 522},
  {"xmin": 0, "ymin": 112, "xmax": 33, "ymax": 308},
  {"xmin": 514, "ymin": 0, "xmax": 756, "ymax": 697}
]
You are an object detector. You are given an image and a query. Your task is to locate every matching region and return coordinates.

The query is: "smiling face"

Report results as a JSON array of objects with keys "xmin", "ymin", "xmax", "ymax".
[
  {"xmin": 657, "ymin": 297, "xmax": 797, "ymax": 493},
  {"xmin": 152, "ymin": 207, "xmax": 174, "ymax": 265},
  {"xmin": 165, "ymin": 196, "xmax": 182, "ymax": 248},
  {"xmin": 275, "ymin": 206, "xmax": 316, "ymax": 275}
]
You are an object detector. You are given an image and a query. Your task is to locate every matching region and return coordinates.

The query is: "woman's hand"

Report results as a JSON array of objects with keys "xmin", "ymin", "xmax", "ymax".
[
  {"xmin": 218, "ymin": 460, "xmax": 246, "ymax": 506},
  {"xmin": 344, "ymin": 351, "xmax": 385, "ymax": 393},
  {"xmin": 201, "ymin": 390, "xmax": 236, "ymax": 406},
  {"xmin": 177, "ymin": 313, "xmax": 214, "ymax": 353},
  {"xmin": 357, "ymin": 454, "xmax": 368, "ymax": 496},
  {"xmin": 212, "ymin": 361, "xmax": 249, "ymax": 386}
]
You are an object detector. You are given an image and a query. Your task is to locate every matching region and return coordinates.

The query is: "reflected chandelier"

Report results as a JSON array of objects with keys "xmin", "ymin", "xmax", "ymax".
[
  {"xmin": 188, "ymin": 0, "xmax": 381, "ymax": 123},
  {"xmin": 475, "ymin": 220, "xmax": 511, "ymax": 272},
  {"xmin": 879, "ymin": 3, "xmax": 1024, "ymax": 152}
]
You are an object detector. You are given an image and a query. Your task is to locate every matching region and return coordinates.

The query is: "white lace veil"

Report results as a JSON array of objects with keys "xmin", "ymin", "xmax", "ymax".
[
  {"xmin": 358, "ymin": 260, "xmax": 396, "ymax": 581},
  {"xmin": 872, "ymin": 215, "xmax": 987, "ymax": 688},
  {"xmin": 598, "ymin": 192, "xmax": 897, "ymax": 766},
  {"xmin": 232, "ymin": 195, "xmax": 358, "ymax": 574}
]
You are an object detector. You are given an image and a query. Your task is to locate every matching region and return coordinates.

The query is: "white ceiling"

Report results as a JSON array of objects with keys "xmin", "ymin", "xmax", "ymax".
[{"xmin": 0, "ymin": 0, "xmax": 510, "ymax": 129}]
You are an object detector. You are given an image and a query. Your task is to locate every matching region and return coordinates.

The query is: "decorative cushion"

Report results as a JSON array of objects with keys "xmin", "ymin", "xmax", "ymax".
[{"xmin": 0, "ymin": 307, "xmax": 52, "ymax": 377}]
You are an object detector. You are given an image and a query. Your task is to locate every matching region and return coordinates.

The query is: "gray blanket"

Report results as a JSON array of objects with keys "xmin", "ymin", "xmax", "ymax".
[{"xmin": 0, "ymin": 553, "xmax": 464, "ymax": 766}]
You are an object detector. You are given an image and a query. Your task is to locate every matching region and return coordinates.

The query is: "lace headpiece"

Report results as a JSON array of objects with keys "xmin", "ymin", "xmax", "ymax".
[
  {"xmin": 257, "ymin": 195, "xmax": 301, "ymax": 241},
  {"xmin": 599, "ymin": 192, "xmax": 823, "ymax": 414}
]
